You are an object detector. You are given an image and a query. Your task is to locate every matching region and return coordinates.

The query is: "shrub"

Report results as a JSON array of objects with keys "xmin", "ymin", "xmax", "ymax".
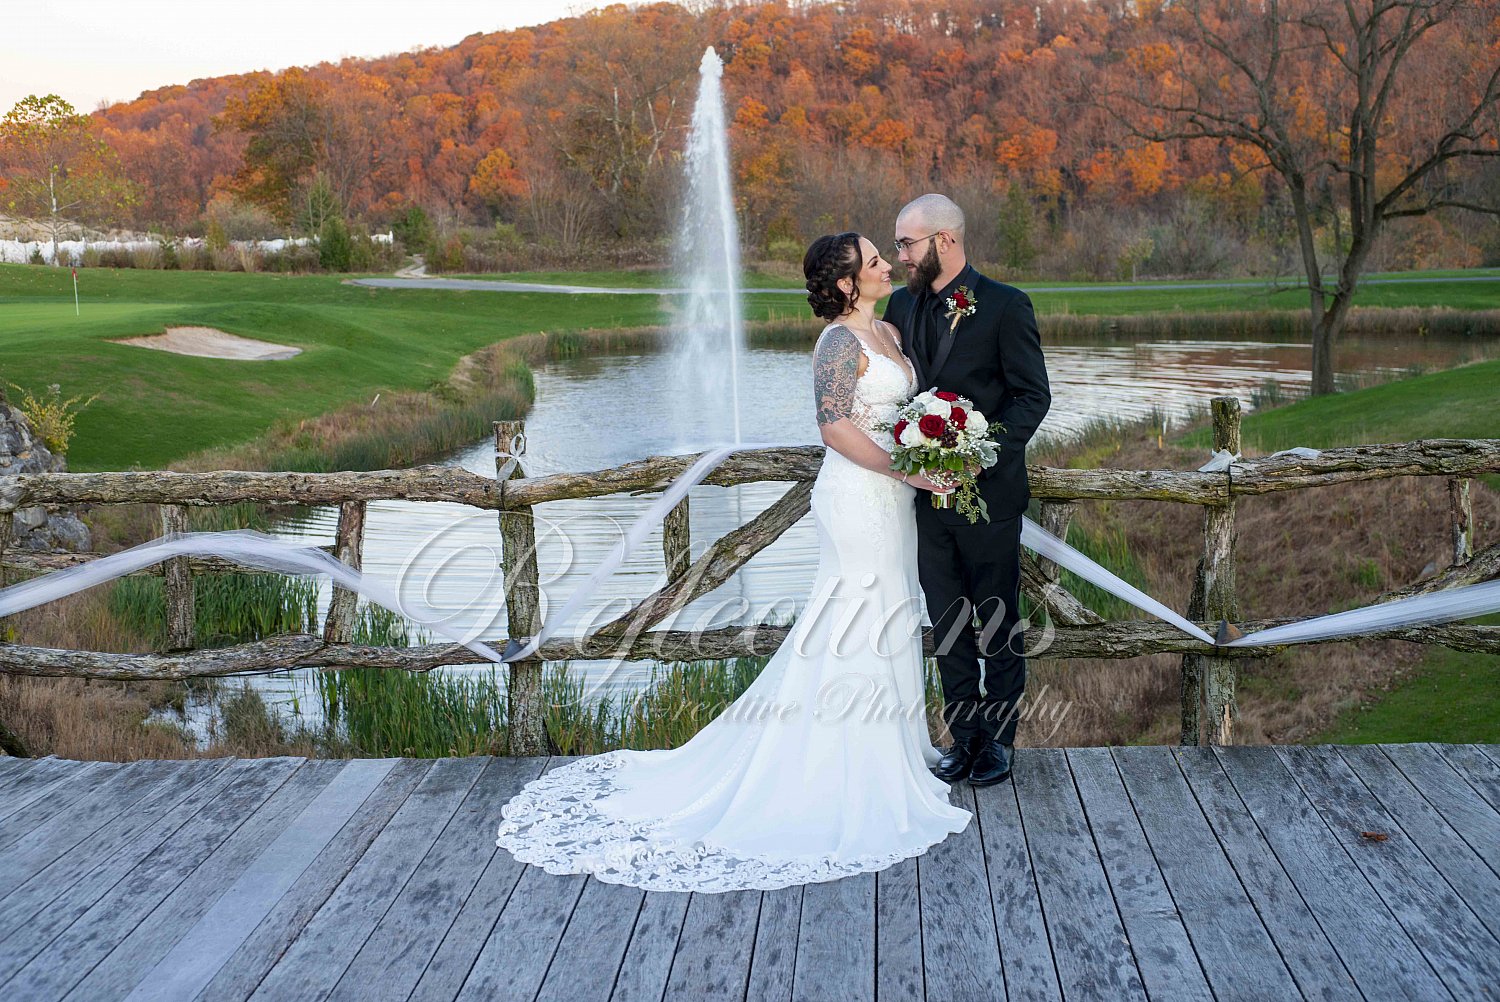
[
  {"xmin": 202, "ymin": 192, "xmax": 280, "ymax": 241},
  {"xmin": 318, "ymin": 215, "xmax": 353, "ymax": 272},
  {"xmin": 429, "ymin": 234, "xmax": 465, "ymax": 273},
  {"xmin": 205, "ymin": 217, "xmax": 229, "ymax": 253},
  {"xmin": 391, "ymin": 204, "xmax": 433, "ymax": 257},
  {"xmin": 130, "ymin": 244, "xmax": 163, "ymax": 269},
  {"xmin": 5, "ymin": 381, "xmax": 99, "ymax": 455},
  {"xmin": 765, "ymin": 237, "xmax": 803, "ymax": 263}
]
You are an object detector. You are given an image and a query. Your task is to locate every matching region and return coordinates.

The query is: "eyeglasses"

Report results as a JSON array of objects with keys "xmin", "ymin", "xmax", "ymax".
[{"xmin": 893, "ymin": 231, "xmax": 942, "ymax": 254}]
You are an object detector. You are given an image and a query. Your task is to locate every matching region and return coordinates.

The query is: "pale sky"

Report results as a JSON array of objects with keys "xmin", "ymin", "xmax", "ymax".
[{"xmin": 1, "ymin": 1, "xmax": 624, "ymax": 113}]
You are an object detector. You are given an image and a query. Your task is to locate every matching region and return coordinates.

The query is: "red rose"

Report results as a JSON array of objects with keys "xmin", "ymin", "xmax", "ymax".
[
  {"xmin": 892, "ymin": 419, "xmax": 908, "ymax": 441},
  {"xmin": 934, "ymin": 390, "xmax": 959, "ymax": 401},
  {"xmin": 949, "ymin": 406, "xmax": 967, "ymax": 429},
  {"xmin": 953, "ymin": 291, "xmax": 969, "ymax": 308},
  {"xmin": 918, "ymin": 414, "xmax": 947, "ymax": 438}
]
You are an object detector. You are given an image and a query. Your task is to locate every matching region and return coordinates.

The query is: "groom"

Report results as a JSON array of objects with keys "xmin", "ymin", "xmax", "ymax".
[{"xmin": 883, "ymin": 193, "xmax": 1051, "ymax": 786}]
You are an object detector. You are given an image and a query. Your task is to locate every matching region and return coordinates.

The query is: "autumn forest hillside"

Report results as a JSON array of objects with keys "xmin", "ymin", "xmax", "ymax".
[{"xmin": 47, "ymin": 0, "xmax": 1500, "ymax": 276}]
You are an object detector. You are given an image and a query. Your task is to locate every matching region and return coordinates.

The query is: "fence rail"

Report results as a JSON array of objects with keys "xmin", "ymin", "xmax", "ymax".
[{"xmin": 1, "ymin": 401, "xmax": 1494, "ymax": 755}]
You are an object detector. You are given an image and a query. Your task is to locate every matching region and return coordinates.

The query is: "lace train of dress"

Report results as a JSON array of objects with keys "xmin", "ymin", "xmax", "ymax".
[{"xmin": 494, "ymin": 326, "xmax": 973, "ymax": 892}]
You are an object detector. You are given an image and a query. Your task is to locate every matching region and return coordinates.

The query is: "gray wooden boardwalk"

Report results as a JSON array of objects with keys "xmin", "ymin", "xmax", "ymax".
[{"xmin": 1, "ymin": 743, "xmax": 1497, "ymax": 1001}]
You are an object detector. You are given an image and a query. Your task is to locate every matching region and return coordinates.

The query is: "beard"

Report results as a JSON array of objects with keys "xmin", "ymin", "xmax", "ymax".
[{"xmin": 905, "ymin": 241, "xmax": 942, "ymax": 295}]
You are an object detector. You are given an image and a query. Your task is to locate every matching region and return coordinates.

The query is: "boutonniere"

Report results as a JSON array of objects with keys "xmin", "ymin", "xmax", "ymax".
[{"xmin": 943, "ymin": 285, "xmax": 977, "ymax": 334}]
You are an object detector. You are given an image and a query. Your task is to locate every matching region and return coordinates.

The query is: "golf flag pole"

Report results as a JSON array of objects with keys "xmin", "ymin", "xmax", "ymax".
[{"xmin": 71, "ymin": 266, "xmax": 79, "ymax": 317}]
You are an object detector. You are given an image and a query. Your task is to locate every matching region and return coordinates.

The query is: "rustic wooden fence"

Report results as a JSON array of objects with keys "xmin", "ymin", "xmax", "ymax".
[{"xmin": 1, "ymin": 398, "xmax": 1497, "ymax": 755}]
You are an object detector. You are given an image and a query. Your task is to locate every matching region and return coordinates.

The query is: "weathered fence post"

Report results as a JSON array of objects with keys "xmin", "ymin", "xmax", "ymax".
[
  {"xmin": 159, "ymin": 504, "xmax": 195, "ymax": 652},
  {"xmin": 322, "ymin": 501, "xmax": 366, "ymax": 644},
  {"xmin": 495, "ymin": 419, "xmax": 547, "ymax": 756},
  {"xmin": 663, "ymin": 498, "xmax": 691, "ymax": 584},
  {"xmin": 1181, "ymin": 397, "xmax": 1242, "ymax": 746},
  {"xmin": 1036, "ymin": 502, "xmax": 1078, "ymax": 589},
  {"xmin": 0, "ymin": 500, "xmax": 12, "ymax": 589},
  {"xmin": 1449, "ymin": 478, "xmax": 1473, "ymax": 567}
]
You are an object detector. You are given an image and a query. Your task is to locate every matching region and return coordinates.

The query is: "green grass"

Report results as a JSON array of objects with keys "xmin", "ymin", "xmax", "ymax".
[
  {"xmin": 1314, "ymin": 616, "xmax": 1500, "ymax": 743},
  {"xmin": 1179, "ymin": 357, "xmax": 1500, "ymax": 452},
  {"xmin": 0, "ymin": 264, "xmax": 770, "ymax": 471}
]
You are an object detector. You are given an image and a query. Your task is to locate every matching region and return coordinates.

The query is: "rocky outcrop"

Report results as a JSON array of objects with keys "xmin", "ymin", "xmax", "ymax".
[{"xmin": 0, "ymin": 396, "xmax": 92, "ymax": 552}]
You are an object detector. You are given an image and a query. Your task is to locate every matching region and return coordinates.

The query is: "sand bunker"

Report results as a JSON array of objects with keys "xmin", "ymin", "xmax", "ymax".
[{"xmin": 110, "ymin": 326, "xmax": 302, "ymax": 360}]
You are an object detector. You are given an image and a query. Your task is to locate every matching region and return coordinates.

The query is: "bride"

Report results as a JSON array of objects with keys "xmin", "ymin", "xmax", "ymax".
[{"xmin": 493, "ymin": 232, "xmax": 974, "ymax": 893}]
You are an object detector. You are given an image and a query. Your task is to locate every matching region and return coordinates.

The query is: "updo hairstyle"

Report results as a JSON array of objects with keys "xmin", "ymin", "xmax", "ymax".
[{"xmin": 802, "ymin": 232, "xmax": 863, "ymax": 322}]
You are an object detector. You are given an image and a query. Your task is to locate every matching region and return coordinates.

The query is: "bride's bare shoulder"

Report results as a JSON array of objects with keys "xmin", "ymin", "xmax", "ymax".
[{"xmin": 813, "ymin": 322, "xmax": 868, "ymax": 376}]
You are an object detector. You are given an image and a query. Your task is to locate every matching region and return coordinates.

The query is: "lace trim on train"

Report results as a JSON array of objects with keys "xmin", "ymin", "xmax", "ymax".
[{"xmin": 494, "ymin": 750, "xmax": 962, "ymax": 892}]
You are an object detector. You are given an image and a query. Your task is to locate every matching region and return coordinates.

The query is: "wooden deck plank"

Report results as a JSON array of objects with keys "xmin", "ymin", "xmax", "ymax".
[
  {"xmin": 2, "ymin": 756, "xmax": 304, "ymax": 1002},
  {"xmin": 123, "ymin": 758, "xmax": 399, "ymax": 1002},
  {"xmin": 247, "ymin": 757, "xmax": 484, "ymax": 1002},
  {"xmin": 1277, "ymin": 744, "xmax": 1500, "ymax": 997},
  {"xmin": 874, "ymin": 856, "xmax": 925, "ymax": 1002},
  {"xmin": 0, "ymin": 759, "xmax": 118, "ymax": 840},
  {"xmin": 0, "ymin": 754, "xmax": 30, "ymax": 789},
  {"xmin": 450, "ymin": 757, "xmax": 589, "ymax": 1002},
  {"xmin": 918, "ymin": 782, "xmax": 1006, "ymax": 1001},
  {"xmin": 744, "ymin": 884, "xmax": 800, "ymax": 1002},
  {"xmin": 533, "ymin": 879, "xmax": 649, "ymax": 1002},
  {"xmin": 68, "ymin": 759, "xmax": 348, "ymax": 1001},
  {"xmin": 0, "ymin": 759, "xmax": 190, "ymax": 899},
  {"xmin": 1173, "ymin": 748, "xmax": 1362, "ymax": 1001},
  {"xmin": 1434, "ymin": 743, "xmax": 1500, "ymax": 812},
  {"xmin": 1012, "ymin": 748, "xmax": 1145, "ymax": 1001},
  {"xmin": 972, "ymin": 776, "xmax": 1062, "ymax": 1002},
  {"xmin": 0, "ymin": 759, "xmax": 229, "ymax": 943},
  {"xmin": 0, "ymin": 758, "xmax": 243, "ymax": 986},
  {"xmin": 792, "ymin": 873, "xmax": 874, "ymax": 1002},
  {"xmin": 1109, "ymin": 746, "xmax": 1299, "ymax": 999},
  {"xmin": 0, "ymin": 758, "xmax": 92, "ymax": 824},
  {"xmin": 1214, "ymin": 745, "xmax": 1451, "ymax": 1000},
  {"xmin": 606, "ymin": 892, "xmax": 691, "ymax": 1002},
  {"xmin": 1341, "ymin": 745, "xmax": 1500, "ymax": 941},
  {"xmin": 1378, "ymin": 743, "xmax": 1500, "ymax": 874},
  {"xmin": 207, "ymin": 758, "xmax": 445, "ymax": 1002},
  {"xmin": 662, "ymin": 889, "xmax": 762, "ymax": 1001},
  {"xmin": 1070, "ymin": 747, "xmax": 1218, "ymax": 1001},
  {"xmin": 323, "ymin": 756, "xmax": 547, "ymax": 1002},
  {"xmin": 399, "ymin": 755, "xmax": 552, "ymax": 1002}
]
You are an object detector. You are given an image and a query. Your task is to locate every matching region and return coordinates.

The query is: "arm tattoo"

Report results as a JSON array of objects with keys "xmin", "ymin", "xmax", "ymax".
[{"xmin": 813, "ymin": 324, "xmax": 861, "ymax": 427}]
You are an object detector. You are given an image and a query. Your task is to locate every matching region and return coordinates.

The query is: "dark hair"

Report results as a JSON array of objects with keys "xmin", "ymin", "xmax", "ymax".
[{"xmin": 802, "ymin": 232, "xmax": 863, "ymax": 321}]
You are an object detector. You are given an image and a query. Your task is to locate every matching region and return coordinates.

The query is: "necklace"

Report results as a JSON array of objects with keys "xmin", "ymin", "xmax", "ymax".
[{"xmin": 839, "ymin": 317, "xmax": 901, "ymax": 360}]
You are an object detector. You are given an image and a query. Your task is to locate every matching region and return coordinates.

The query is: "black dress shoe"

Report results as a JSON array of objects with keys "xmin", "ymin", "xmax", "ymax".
[
  {"xmin": 968, "ymin": 740, "xmax": 1013, "ymax": 786},
  {"xmin": 932, "ymin": 737, "xmax": 978, "ymax": 782}
]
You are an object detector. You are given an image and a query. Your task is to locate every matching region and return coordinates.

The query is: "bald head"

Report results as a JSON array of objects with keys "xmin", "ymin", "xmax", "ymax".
[{"xmin": 897, "ymin": 193, "xmax": 965, "ymax": 245}]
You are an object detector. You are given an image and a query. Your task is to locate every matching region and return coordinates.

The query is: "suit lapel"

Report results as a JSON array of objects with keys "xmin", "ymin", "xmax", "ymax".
[{"xmin": 926, "ymin": 265, "xmax": 976, "ymax": 385}]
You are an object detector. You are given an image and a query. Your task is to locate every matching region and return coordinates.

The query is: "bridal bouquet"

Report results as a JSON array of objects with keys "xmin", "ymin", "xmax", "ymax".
[{"xmin": 877, "ymin": 389, "xmax": 1003, "ymax": 523}]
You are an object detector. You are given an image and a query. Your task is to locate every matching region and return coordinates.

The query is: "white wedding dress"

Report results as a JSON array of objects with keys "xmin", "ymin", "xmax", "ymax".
[{"xmin": 493, "ymin": 323, "xmax": 974, "ymax": 892}]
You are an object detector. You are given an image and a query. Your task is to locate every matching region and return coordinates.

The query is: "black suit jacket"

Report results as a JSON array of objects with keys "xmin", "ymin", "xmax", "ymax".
[{"xmin": 883, "ymin": 264, "xmax": 1051, "ymax": 522}]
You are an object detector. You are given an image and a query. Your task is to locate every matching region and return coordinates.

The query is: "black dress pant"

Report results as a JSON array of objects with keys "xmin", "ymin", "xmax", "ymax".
[{"xmin": 914, "ymin": 505, "xmax": 1026, "ymax": 747}]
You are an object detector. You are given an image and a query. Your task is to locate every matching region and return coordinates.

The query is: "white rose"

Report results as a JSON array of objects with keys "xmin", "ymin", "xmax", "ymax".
[
  {"xmin": 922, "ymin": 397, "xmax": 950, "ymax": 417},
  {"xmin": 967, "ymin": 412, "xmax": 989, "ymax": 434},
  {"xmin": 899, "ymin": 424, "xmax": 930, "ymax": 448}
]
